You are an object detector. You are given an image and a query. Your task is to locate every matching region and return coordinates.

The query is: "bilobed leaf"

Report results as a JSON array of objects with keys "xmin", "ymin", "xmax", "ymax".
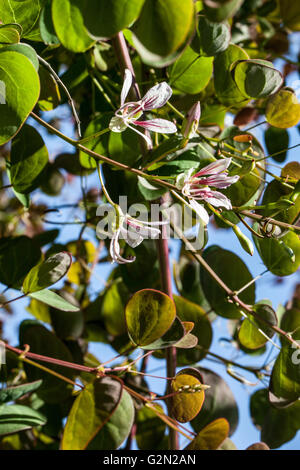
[
  {"xmin": 174, "ymin": 295, "xmax": 212, "ymax": 365},
  {"xmin": 250, "ymin": 389, "xmax": 300, "ymax": 449},
  {"xmin": 214, "ymin": 44, "xmax": 249, "ymax": 107},
  {"xmin": 52, "ymin": 0, "xmax": 95, "ymax": 52},
  {"xmin": 0, "ymin": 236, "xmax": 41, "ymax": 288},
  {"xmin": 0, "ymin": 0, "xmax": 43, "ymax": 37},
  {"xmin": 22, "ymin": 252, "xmax": 72, "ymax": 294},
  {"xmin": 265, "ymin": 127, "xmax": 289, "ymax": 163},
  {"xmin": 39, "ymin": 0, "xmax": 60, "ymax": 45},
  {"xmin": 194, "ymin": 15, "xmax": 231, "ymax": 56},
  {"xmin": 19, "ymin": 320, "xmax": 74, "ymax": 403},
  {"xmin": 38, "ymin": 66, "xmax": 61, "ymax": 111},
  {"xmin": 133, "ymin": 0, "xmax": 194, "ymax": 56},
  {"xmin": 201, "ymin": 246, "xmax": 255, "ymax": 319},
  {"xmin": 82, "ymin": 0, "xmax": 145, "ymax": 39},
  {"xmin": 253, "ymin": 224, "xmax": 300, "ymax": 276},
  {"xmin": 136, "ymin": 404, "xmax": 166, "ymax": 450},
  {"xmin": 171, "ymin": 372, "xmax": 205, "ymax": 423},
  {"xmin": 125, "ymin": 289, "xmax": 176, "ymax": 346},
  {"xmin": 186, "ymin": 418, "xmax": 229, "ymax": 450},
  {"xmin": 62, "ymin": 377, "xmax": 134, "ymax": 450},
  {"xmin": 280, "ymin": 308, "xmax": 300, "ymax": 347},
  {"xmin": 0, "ymin": 380, "xmax": 42, "ymax": 404},
  {"xmin": 0, "ymin": 43, "xmax": 39, "ymax": 70},
  {"xmin": 142, "ymin": 316, "xmax": 185, "ymax": 350},
  {"xmin": 270, "ymin": 346, "xmax": 300, "ymax": 401},
  {"xmin": 233, "ymin": 59, "xmax": 283, "ymax": 99},
  {"xmin": 279, "ymin": 0, "xmax": 300, "ymax": 31},
  {"xmin": 191, "ymin": 367, "xmax": 239, "ymax": 436},
  {"xmin": 203, "ymin": 0, "xmax": 243, "ymax": 22},
  {"xmin": 0, "ymin": 404, "xmax": 46, "ymax": 436},
  {"xmin": 0, "ymin": 24, "xmax": 21, "ymax": 44},
  {"xmin": 101, "ymin": 281, "xmax": 129, "ymax": 336},
  {"xmin": 10, "ymin": 124, "xmax": 48, "ymax": 194},
  {"xmin": 238, "ymin": 304, "xmax": 278, "ymax": 350},
  {"xmin": 29, "ymin": 289, "xmax": 80, "ymax": 312},
  {"xmin": 266, "ymin": 89, "xmax": 300, "ymax": 129},
  {"xmin": 169, "ymin": 46, "xmax": 213, "ymax": 94},
  {"xmin": 0, "ymin": 51, "xmax": 40, "ymax": 145}
]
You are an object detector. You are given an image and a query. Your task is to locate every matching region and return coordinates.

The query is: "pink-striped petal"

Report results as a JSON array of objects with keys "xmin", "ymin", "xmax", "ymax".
[
  {"xmin": 141, "ymin": 82, "xmax": 173, "ymax": 110},
  {"xmin": 193, "ymin": 174, "xmax": 240, "ymax": 189},
  {"xmin": 133, "ymin": 118, "xmax": 177, "ymax": 134},
  {"xmin": 197, "ymin": 189, "xmax": 233, "ymax": 210},
  {"xmin": 194, "ymin": 158, "xmax": 232, "ymax": 177},
  {"xmin": 189, "ymin": 199, "xmax": 209, "ymax": 225}
]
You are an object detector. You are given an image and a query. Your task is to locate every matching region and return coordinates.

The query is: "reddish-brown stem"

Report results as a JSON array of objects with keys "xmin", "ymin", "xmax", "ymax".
[{"xmin": 156, "ymin": 197, "xmax": 179, "ymax": 450}]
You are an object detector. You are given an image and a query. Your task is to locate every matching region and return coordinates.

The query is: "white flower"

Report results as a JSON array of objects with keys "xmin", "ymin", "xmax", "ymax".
[
  {"xmin": 109, "ymin": 209, "xmax": 166, "ymax": 264},
  {"xmin": 176, "ymin": 158, "xmax": 239, "ymax": 225},
  {"xmin": 109, "ymin": 69, "xmax": 177, "ymax": 146}
]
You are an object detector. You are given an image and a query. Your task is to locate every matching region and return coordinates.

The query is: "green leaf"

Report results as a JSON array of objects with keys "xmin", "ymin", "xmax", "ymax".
[
  {"xmin": 280, "ymin": 308, "xmax": 300, "ymax": 346},
  {"xmin": 19, "ymin": 320, "xmax": 74, "ymax": 403},
  {"xmin": 233, "ymin": 59, "xmax": 283, "ymax": 99},
  {"xmin": 0, "ymin": 51, "xmax": 40, "ymax": 145},
  {"xmin": 133, "ymin": 0, "xmax": 194, "ymax": 56},
  {"xmin": 174, "ymin": 295, "xmax": 213, "ymax": 365},
  {"xmin": 201, "ymin": 246, "xmax": 255, "ymax": 319},
  {"xmin": 10, "ymin": 124, "xmax": 48, "ymax": 193},
  {"xmin": 22, "ymin": 252, "xmax": 72, "ymax": 294},
  {"xmin": 169, "ymin": 46, "xmax": 213, "ymax": 94},
  {"xmin": 193, "ymin": 15, "xmax": 231, "ymax": 56},
  {"xmin": 38, "ymin": 66, "xmax": 61, "ymax": 111},
  {"xmin": 101, "ymin": 281, "xmax": 129, "ymax": 336},
  {"xmin": 0, "ymin": 24, "xmax": 21, "ymax": 44},
  {"xmin": 88, "ymin": 386, "xmax": 134, "ymax": 450},
  {"xmin": 250, "ymin": 389, "xmax": 300, "ymax": 449},
  {"xmin": 0, "ymin": 380, "xmax": 42, "ymax": 404},
  {"xmin": 191, "ymin": 367, "xmax": 239, "ymax": 436},
  {"xmin": 171, "ymin": 372, "xmax": 205, "ymax": 423},
  {"xmin": 0, "ymin": 236, "xmax": 41, "ymax": 288},
  {"xmin": 62, "ymin": 377, "xmax": 134, "ymax": 450},
  {"xmin": 52, "ymin": 0, "xmax": 95, "ymax": 52},
  {"xmin": 143, "ymin": 316, "xmax": 186, "ymax": 350},
  {"xmin": 266, "ymin": 89, "xmax": 300, "ymax": 129},
  {"xmin": 253, "ymin": 224, "xmax": 300, "ymax": 276},
  {"xmin": 0, "ymin": 0, "xmax": 44, "ymax": 38},
  {"xmin": 29, "ymin": 289, "xmax": 80, "ymax": 312},
  {"xmin": 270, "ymin": 346, "xmax": 300, "ymax": 401},
  {"xmin": 79, "ymin": 114, "xmax": 112, "ymax": 169},
  {"xmin": 0, "ymin": 43, "xmax": 39, "ymax": 70},
  {"xmin": 137, "ymin": 176, "xmax": 167, "ymax": 201},
  {"xmin": 203, "ymin": 0, "xmax": 243, "ymax": 22},
  {"xmin": 0, "ymin": 404, "xmax": 46, "ymax": 436},
  {"xmin": 214, "ymin": 44, "xmax": 250, "ymax": 107},
  {"xmin": 39, "ymin": 0, "xmax": 60, "ymax": 45},
  {"xmin": 82, "ymin": 0, "xmax": 145, "ymax": 39},
  {"xmin": 125, "ymin": 289, "xmax": 176, "ymax": 346},
  {"xmin": 108, "ymin": 127, "xmax": 141, "ymax": 166},
  {"xmin": 186, "ymin": 418, "xmax": 230, "ymax": 450},
  {"xmin": 279, "ymin": 0, "xmax": 300, "ymax": 31},
  {"xmin": 265, "ymin": 127, "xmax": 289, "ymax": 163},
  {"xmin": 238, "ymin": 304, "xmax": 278, "ymax": 350},
  {"xmin": 136, "ymin": 404, "xmax": 166, "ymax": 450}
]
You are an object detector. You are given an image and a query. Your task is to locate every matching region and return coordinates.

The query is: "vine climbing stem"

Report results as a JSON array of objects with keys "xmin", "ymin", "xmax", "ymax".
[{"xmin": 112, "ymin": 31, "xmax": 179, "ymax": 450}]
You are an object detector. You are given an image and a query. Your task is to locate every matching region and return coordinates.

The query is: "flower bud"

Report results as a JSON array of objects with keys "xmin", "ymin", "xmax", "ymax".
[
  {"xmin": 182, "ymin": 101, "xmax": 201, "ymax": 139},
  {"xmin": 233, "ymin": 225, "xmax": 254, "ymax": 256}
]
